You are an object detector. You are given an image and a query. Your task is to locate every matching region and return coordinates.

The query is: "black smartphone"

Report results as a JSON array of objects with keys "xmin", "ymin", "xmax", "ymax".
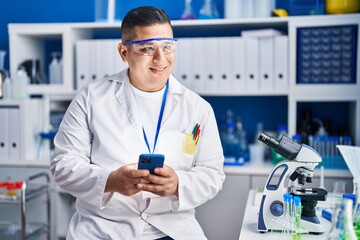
[{"xmin": 138, "ymin": 154, "xmax": 165, "ymax": 174}]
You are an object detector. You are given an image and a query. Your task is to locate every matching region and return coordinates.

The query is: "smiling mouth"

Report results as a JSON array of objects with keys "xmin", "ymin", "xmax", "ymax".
[{"xmin": 150, "ymin": 67, "xmax": 166, "ymax": 72}]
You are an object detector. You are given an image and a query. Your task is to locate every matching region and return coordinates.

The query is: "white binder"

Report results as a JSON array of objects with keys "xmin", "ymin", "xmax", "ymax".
[
  {"xmin": 96, "ymin": 40, "xmax": 105, "ymax": 80},
  {"xmin": 0, "ymin": 107, "xmax": 9, "ymax": 159},
  {"xmin": 8, "ymin": 107, "xmax": 20, "ymax": 160},
  {"xmin": 76, "ymin": 40, "xmax": 90, "ymax": 90},
  {"xmin": 190, "ymin": 38, "xmax": 205, "ymax": 94},
  {"xmin": 244, "ymin": 37, "xmax": 260, "ymax": 91},
  {"xmin": 259, "ymin": 37, "xmax": 274, "ymax": 91},
  {"xmin": 89, "ymin": 40, "xmax": 98, "ymax": 83},
  {"xmin": 218, "ymin": 37, "xmax": 232, "ymax": 94},
  {"xmin": 274, "ymin": 35, "xmax": 288, "ymax": 92},
  {"xmin": 231, "ymin": 37, "xmax": 246, "ymax": 92},
  {"xmin": 204, "ymin": 37, "xmax": 219, "ymax": 94},
  {"xmin": 176, "ymin": 38, "xmax": 192, "ymax": 89}
]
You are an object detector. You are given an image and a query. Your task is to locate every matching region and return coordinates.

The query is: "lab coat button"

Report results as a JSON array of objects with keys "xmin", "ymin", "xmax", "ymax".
[{"xmin": 141, "ymin": 212, "xmax": 147, "ymax": 220}]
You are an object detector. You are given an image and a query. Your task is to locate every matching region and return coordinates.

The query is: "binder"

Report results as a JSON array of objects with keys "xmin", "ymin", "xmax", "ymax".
[
  {"xmin": 76, "ymin": 40, "xmax": 90, "ymax": 90},
  {"xmin": 96, "ymin": 40, "xmax": 105, "ymax": 80},
  {"xmin": 204, "ymin": 37, "xmax": 219, "ymax": 94},
  {"xmin": 176, "ymin": 38, "xmax": 192, "ymax": 89},
  {"xmin": 274, "ymin": 35, "xmax": 288, "ymax": 92},
  {"xmin": 8, "ymin": 107, "xmax": 21, "ymax": 160},
  {"xmin": 0, "ymin": 107, "xmax": 9, "ymax": 159},
  {"xmin": 89, "ymin": 40, "xmax": 98, "ymax": 83},
  {"xmin": 190, "ymin": 38, "xmax": 205, "ymax": 94},
  {"xmin": 102, "ymin": 39, "xmax": 115, "ymax": 78},
  {"xmin": 259, "ymin": 37, "xmax": 274, "ymax": 91},
  {"xmin": 244, "ymin": 37, "xmax": 260, "ymax": 91},
  {"xmin": 231, "ymin": 37, "xmax": 246, "ymax": 92},
  {"xmin": 218, "ymin": 37, "xmax": 233, "ymax": 94}
]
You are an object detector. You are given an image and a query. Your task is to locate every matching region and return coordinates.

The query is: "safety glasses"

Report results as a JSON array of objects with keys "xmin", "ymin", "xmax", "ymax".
[{"xmin": 123, "ymin": 37, "xmax": 177, "ymax": 56}]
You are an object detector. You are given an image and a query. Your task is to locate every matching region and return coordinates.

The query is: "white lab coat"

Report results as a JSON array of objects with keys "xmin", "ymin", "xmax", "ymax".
[{"xmin": 50, "ymin": 69, "xmax": 225, "ymax": 240}]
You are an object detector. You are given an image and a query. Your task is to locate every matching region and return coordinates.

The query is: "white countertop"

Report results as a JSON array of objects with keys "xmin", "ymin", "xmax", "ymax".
[
  {"xmin": 239, "ymin": 189, "xmax": 333, "ymax": 240},
  {"xmin": 0, "ymin": 160, "xmax": 353, "ymax": 178}
]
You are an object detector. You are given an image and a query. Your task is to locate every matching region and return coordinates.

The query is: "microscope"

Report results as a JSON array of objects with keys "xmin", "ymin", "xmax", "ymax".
[{"xmin": 257, "ymin": 133, "xmax": 328, "ymax": 234}]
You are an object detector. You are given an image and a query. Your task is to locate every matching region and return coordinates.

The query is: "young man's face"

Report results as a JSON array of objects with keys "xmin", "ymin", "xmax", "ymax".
[{"xmin": 118, "ymin": 23, "xmax": 175, "ymax": 92}]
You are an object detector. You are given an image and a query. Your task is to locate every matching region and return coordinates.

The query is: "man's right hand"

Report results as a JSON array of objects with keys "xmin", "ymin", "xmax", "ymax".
[{"xmin": 105, "ymin": 163, "xmax": 150, "ymax": 196}]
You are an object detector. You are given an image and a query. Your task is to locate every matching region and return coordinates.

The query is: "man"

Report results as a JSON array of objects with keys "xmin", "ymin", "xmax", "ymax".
[{"xmin": 50, "ymin": 6, "xmax": 225, "ymax": 240}]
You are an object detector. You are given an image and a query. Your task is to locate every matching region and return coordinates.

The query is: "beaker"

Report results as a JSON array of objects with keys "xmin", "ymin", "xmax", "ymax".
[
  {"xmin": 333, "ymin": 181, "xmax": 346, "ymax": 195},
  {"xmin": 0, "ymin": 50, "xmax": 5, "ymax": 70}
]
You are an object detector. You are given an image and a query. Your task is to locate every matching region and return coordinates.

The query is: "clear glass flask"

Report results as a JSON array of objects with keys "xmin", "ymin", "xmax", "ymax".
[
  {"xmin": 327, "ymin": 198, "xmax": 357, "ymax": 240},
  {"xmin": 352, "ymin": 177, "xmax": 360, "ymax": 239}
]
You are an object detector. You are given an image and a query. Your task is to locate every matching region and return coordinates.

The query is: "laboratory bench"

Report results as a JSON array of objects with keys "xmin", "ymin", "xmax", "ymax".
[
  {"xmin": 0, "ymin": 160, "xmax": 353, "ymax": 240},
  {"xmin": 239, "ymin": 189, "xmax": 332, "ymax": 240}
]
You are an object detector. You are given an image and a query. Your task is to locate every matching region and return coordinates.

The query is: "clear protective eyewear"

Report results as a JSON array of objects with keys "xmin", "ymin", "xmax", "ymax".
[{"xmin": 123, "ymin": 37, "xmax": 177, "ymax": 56}]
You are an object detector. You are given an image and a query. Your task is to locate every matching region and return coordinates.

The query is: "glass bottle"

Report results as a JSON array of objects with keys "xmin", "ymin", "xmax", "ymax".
[
  {"xmin": 199, "ymin": 0, "xmax": 219, "ymax": 19},
  {"xmin": 327, "ymin": 198, "xmax": 357, "ymax": 240},
  {"xmin": 181, "ymin": 0, "xmax": 196, "ymax": 19}
]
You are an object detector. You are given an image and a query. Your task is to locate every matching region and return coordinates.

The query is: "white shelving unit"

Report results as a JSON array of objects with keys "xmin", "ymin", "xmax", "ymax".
[{"xmin": 8, "ymin": 13, "xmax": 360, "ymax": 145}]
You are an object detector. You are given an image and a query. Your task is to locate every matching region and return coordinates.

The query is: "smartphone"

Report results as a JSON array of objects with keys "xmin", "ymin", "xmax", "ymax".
[{"xmin": 138, "ymin": 154, "xmax": 165, "ymax": 174}]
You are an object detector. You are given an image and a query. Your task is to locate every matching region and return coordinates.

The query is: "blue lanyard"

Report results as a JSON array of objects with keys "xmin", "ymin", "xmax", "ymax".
[{"xmin": 142, "ymin": 80, "xmax": 169, "ymax": 154}]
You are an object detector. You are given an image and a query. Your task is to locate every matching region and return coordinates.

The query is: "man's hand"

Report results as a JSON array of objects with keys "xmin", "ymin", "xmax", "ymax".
[
  {"xmin": 105, "ymin": 163, "xmax": 150, "ymax": 196},
  {"xmin": 136, "ymin": 165, "xmax": 179, "ymax": 197}
]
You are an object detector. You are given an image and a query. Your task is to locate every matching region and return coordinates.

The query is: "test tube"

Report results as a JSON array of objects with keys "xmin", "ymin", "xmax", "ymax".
[{"xmin": 293, "ymin": 196, "xmax": 302, "ymax": 240}]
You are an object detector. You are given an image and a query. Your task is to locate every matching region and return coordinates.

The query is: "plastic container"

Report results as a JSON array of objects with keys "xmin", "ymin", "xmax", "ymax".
[
  {"xmin": 12, "ymin": 67, "xmax": 29, "ymax": 100},
  {"xmin": 49, "ymin": 52, "xmax": 63, "ymax": 84},
  {"xmin": 0, "ymin": 50, "xmax": 5, "ymax": 70},
  {"xmin": 326, "ymin": 0, "xmax": 360, "ymax": 14}
]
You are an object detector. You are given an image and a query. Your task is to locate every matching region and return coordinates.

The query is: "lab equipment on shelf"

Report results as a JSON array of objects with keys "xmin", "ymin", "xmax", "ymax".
[
  {"xmin": 49, "ymin": 52, "xmax": 63, "ymax": 84},
  {"xmin": 0, "ymin": 172, "xmax": 50, "ymax": 240},
  {"xmin": 198, "ymin": 0, "xmax": 219, "ymax": 19},
  {"xmin": 181, "ymin": 0, "xmax": 196, "ymax": 19}
]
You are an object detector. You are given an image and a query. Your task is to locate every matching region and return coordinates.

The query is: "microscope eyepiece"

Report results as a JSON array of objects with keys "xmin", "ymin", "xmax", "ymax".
[
  {"xmin": 258, "ymin": 132, "xmax": 302, "ymax": 160},
  {"xmin": 258, "ymin": 133, "xmax": 279, "ymax": 149}
]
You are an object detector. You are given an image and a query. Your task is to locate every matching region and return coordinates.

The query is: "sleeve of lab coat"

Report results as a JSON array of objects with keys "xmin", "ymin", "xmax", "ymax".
[
  {"xmin": 172, "ymin": 104, "xmax": 225, "ymax": 211},
  {"xmin": 50, "ymin": 86, "xmax": 113, "ymax": 209}
]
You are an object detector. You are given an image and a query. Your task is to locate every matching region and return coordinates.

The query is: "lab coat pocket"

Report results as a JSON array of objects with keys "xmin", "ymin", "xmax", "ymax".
[
  {"xmin": 181, "ymin": 133, "xmax": 198, "ymax": 155},
  {"xmin": 181, "ymin": 123, "xmax": 200, "ymax": 156}
]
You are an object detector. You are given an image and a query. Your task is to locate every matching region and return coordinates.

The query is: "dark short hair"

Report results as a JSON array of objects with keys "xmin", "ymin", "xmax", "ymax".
[{"xmin": 121, "ymin": 6, "xmax": 172, "ymax": 42}]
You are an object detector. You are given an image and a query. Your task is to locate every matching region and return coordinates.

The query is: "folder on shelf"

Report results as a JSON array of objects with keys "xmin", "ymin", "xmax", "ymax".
[
  {"xmin": 96, "ymin": 40, "xmax": 105, "ymax": 80},
  {"xmin": 190, "ymin": 38, "xmax": 205, "ymax": 94},
  {"xmin": 176, "ymin": 38, "xmax": 192, "ymax": 89},
  {"xmin": 0, "ymin": 108, "xmax": 9, "ymax": 159},
  {"xmin": 244, "ymin": 37, "xmax": 260, "ymax": 91},
  {"xmin": 259, "ymin": 37, "xmax": 274, "ymax": 91},
  {"xmin": 218, "ymin": 37, "xmax": 233, "ymax": 94},
  {"xmin": 89, "ymin": 41, "xmax": 98, "ymax": 83},
  {"xmin": 8, "ymin": 107, "xmax": 20, "ymax": 160},
  {"xmin": 274, "ymin": 35, "xmax": 288, "ymax": 92},
  {"xmin": 75, "ymin": 40, "xmax": 90, "ymax": 90},
  {"xmin": 231, "ymin": 37, "xmax": 246, "ymax": 92},
  {"xmin": 204, "ymin": 37, "xmax": 219, "ymax": 94},
  {"xmin": 101, "ymin": 39, "xmax": 116, "ymax": 78}
]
